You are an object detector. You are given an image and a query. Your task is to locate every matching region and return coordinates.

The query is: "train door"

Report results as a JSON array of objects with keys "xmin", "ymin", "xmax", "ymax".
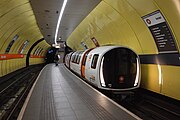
[
  {"xmin": 81, "ymin": 49, "xmax": 92, "ymax": 78},
  {"xmin": 68, "ymin": 52, "xmax": 73, "ymax": 68},
  {"xmin": 88, "ymin": 54, "xmax": 99, "ymax": 84}
]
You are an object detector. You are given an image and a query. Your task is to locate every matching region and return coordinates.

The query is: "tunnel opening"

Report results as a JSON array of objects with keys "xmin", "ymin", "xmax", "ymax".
[{"xmin": 45, "ymin": 47, "xmax": 58, "ymax": 64}]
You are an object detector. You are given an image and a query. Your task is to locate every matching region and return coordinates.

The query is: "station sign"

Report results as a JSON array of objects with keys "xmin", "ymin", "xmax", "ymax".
[
  {"xmin": 18, "ymin": 40, "xmax": 29, "ymax": 54},
  {"xmin": 52, "ymin": 43, "xmax": 65, "ymax": 48},
  {"xmin": 0, "ymin": 54, "xmax": 24, "ymax": 60},
  {"xmin": 142, "ymin": 10, "xmax": 178, "ymax": 53},
  {"xmin": 91, "ymin": 37, "xmax": 100, "ymax": 47},
  {"xmin": 5, "ymin": 34, "xmax": 19, "ymax": 53}
]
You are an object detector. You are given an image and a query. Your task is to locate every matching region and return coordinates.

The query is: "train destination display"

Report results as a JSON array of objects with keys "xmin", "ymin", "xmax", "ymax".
[{"xmin": 142, "ymin": 10, "xmax": 178, "ymax": 53}]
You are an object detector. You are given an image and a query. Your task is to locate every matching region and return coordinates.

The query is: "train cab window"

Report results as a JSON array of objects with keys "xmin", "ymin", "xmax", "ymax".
[
  {"xmin": 91, "ymin": 54, "xmax": 99, "ymax": 69},
  {"xmin": 101, "ymin": 48, "xmax": 138, "ymax": 88}
]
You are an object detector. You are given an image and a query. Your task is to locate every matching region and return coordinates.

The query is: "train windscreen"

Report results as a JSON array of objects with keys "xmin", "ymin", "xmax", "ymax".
[{"xmin": 100, "ymin": 48, "xmax": 138, "ymax": 89}]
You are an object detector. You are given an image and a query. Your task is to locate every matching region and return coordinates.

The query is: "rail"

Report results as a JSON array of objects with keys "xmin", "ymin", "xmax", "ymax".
[
  {"xmin": 0, "ymin": 64, "xmax": 44, "ymax": 120},
  {"xmin": 117, "ymin": 89, "xmax": 180, "ymax": 120}
]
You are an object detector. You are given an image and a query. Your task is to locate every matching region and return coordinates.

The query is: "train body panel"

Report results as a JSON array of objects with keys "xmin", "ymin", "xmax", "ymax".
[
  {"xmin": 65, "ymin": 46, "xmax": 141, "ymax": 93},
  {"xmin": 84, "ymin": 53, "xmax": 99, "ymax": 87},
  {"xmin": 70, "ymin": 52, "xmax": 81, "ymax": 75},
  {"xmin": 69, "ymin": 50, "xmax": 90, "ymax": 75},
  {"xmin": 80, "ymin": 48, "xmax": 93, "ymax": 78},
  {"xmin": 84, "ymin": 46, "xmax": 117, "ymax": 88},
  {"xmin": 65, "ymin": 52, "xmax": 73, "ymax": 68}
]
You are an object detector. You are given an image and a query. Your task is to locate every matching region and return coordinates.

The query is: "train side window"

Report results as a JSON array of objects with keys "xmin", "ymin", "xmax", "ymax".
[
  {"xmin": 77, "ymin": 52, "xmax": 82, "ymax": 64},
  {"xmin": 91, "ymin": 54, "xmax": 99, "ymax": 69},
  {"xmin": 74, "ymin": 53, "xmax": 79, "ymax": 63},
  {"xmin": 72, "ymin": 53, "xmax": 77, "ymax": 63},
  {"xmin": 82, "ymin": 49, "xmax": 92, "ymax": 66},
  {"xmin": 76, "ymin": 53, "xmax": 80, "ymax": 64},
  {"xmin": 73, "ymin": 54, "xmax": 76, "ymax": 62},
  {"xmin": 82, "ymin": 54, "xmax": 88, "ymax": 65},
  {"xmin": 71, "ymin": 54, "xmax": 75, "ymax": 62}
]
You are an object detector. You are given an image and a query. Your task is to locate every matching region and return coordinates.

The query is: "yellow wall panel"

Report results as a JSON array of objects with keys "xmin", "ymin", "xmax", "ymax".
[
  {"xmin": 6, "ymin": 60, "xmax": 10, "ymax": 74},
  {"xmin": 141, "ymin": 64, "xmax": 180, "ymax": 100},
  {"xmin": 0, "ymin": 0, "xmax": 29, "ymax": 16},
  {"xmin": 103, "ymin": 0, "xmax": 158, "ymax": 54},
  {"xmin": 141, "ymin": 64, "xmax": 160, "ymax": 93},
  {"xmin": 11, "ymin": 59, "xmax": 17, "ymax": 72},
  {"xmin": 29, "ymin": 58, "xmax": 45, "ymax": 65},
  {"xmin": 0, "ymin": 61, "xmax": 2, "ymax": 76},
  {"xmin": 9, "ymin": 60, "xmax": 12, "ymax": 73},
  {"xmin": 0, "ymin": 4, "xmax": 32, "ymax": 29},
  {"xmin": 1, "ymin": 60, "xmax": 6, "ymax": 76},
  {"xmin": 124, "ymin": 0, "xmax": 157, "ymax": 16},
  {"xmin": 161, "ymin": 65, "xmax": 180, "ymax": 100}
]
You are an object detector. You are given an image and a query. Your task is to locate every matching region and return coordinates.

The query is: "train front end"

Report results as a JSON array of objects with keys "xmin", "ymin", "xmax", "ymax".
[{"xmin": 99, "ymin": 47, "xmax": 140, "ymax": 92}]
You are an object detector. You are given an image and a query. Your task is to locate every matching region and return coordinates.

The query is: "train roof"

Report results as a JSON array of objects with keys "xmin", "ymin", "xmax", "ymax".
[
  {"xmin": 89, "ymin": 45, "xmax": 137, "ymax": 55},
  {"xmin": 70, "ymin": 46, "xmax": 138, "ymax": 56}
]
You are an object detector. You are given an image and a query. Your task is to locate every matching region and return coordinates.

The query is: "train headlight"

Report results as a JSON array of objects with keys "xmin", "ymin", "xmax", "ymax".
[
  {"xmin": 134, "ymin": 58, "xmax": 140, "ymax": 86},
  {"xmin": 119, "ymin": 76, "xmax": 124, "ymax": 83},
  {"xmin": 100, "ymin": 57, "xmax": 106, "ymax": 87}
]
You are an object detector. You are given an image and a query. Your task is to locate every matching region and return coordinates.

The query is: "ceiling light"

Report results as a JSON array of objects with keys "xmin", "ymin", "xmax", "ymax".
[
  {"xmin": 44, "ymin": 10, "xmax": 50, "ymax": 12},
  {"xmin": 54, "ymin": 0, "xmax": 68, "ymax": 44}
]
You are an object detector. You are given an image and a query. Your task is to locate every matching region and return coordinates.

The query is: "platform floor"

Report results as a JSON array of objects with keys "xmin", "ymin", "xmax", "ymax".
[{"xmin": 19, "ymin": 64, "xmax": 141, "ymax": 120}]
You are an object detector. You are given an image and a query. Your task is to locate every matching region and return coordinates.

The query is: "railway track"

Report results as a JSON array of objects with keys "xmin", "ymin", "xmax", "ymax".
[
  {"xmin": 0, "ymin": 64, "xmax": 44, "ymax": 120},
  {"xmin": 116, "ymin": 89, "xmax": 180, "ymax": 120}
]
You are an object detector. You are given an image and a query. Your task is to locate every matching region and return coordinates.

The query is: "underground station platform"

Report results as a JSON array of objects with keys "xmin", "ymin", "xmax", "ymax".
[{"xmin": 18, "ymin": 64, "xmax": 141, "ymax": 120}]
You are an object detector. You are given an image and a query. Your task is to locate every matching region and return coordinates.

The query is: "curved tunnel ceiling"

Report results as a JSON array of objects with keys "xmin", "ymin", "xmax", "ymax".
[
  {"xmin": 0, "ymin": 0, "xmax": 50, "ymax": 77},
  {"xmin": 30, "ymin": 0, "xmax": 101, "ymax": 44},
  {"xmin": 0, "ymin": 0, "xmax": 47, "ymax": 54},
  {"xmin": 66, "ymin": 0, "xmax": 180, "ymax": 55}
]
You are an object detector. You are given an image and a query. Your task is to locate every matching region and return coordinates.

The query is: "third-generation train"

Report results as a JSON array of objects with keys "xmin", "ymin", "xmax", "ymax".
[{"xmin": 65, "ymin": 46, "xmax": 141, "ymax": 93}]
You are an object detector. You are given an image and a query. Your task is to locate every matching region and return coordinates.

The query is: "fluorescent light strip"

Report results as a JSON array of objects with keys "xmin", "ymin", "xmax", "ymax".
[
  {"xmin": 134, "ymin": 58, "xmax": 140, "ymax": 86},
  {"xmin": 54, "ymin": 0, "xmax": 68, "ymax": 44},
  {"xmin": 158, "ymin": 64, "xmax": 162, "ymax": 85}
]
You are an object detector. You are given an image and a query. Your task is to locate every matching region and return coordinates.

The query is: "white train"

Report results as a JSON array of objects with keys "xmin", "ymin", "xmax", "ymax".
[{"xmin": 65, "ymin": 46, "xmax": 141, "ymax": 93}]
